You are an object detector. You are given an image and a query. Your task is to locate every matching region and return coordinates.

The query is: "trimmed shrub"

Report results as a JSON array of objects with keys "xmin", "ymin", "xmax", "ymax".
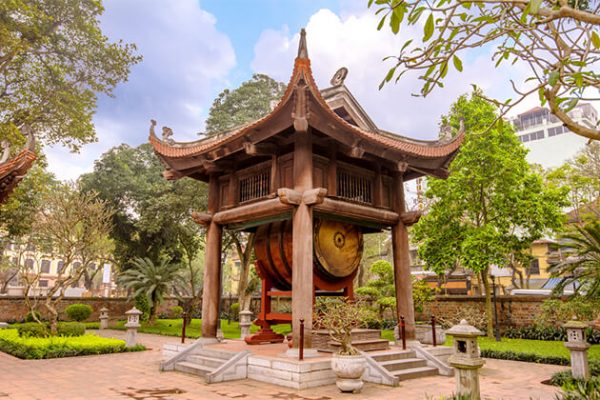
[
  {"xmin": 504, "ymin": 325, "xmax": 600, "ymax": 345},
  {"xmin": 170, "ymin": 306, "xmax": 183, "ymax": 318},
  {"xmin": 557, "ymin": 376, "xmax": 600, "ymax": 400},
  {"xmin": 550, "ymin": 360, "xmax": 600, "ymax": 387},
  {"xmin": 57, "ymin": 322, "xmax": 86, "ymax": 337},
  {"xmin": 230, "ymin": 303, "xmax": 240, "ymax": 321},
  {"xmin": 24, "ymin": 311, "xmax": 42, "ymax": 323},
  {"xmin": 134, "ymin": 293, "xmax": 150, "ymax": 322},
  {"xmin": 17, "ymin": 323, "xmax": 49, "ymax": 338},
  {"xmin": 480, "ymin": 349, "xmax": 569, "ymax": 365},
  {"xmin": 65, "ymin": 304, "xmax": 93, "ymax": 322}
]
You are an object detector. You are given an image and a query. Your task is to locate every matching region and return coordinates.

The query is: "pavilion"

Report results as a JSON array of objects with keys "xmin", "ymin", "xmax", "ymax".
[{"xmin": 0, "ymin": 129, "xmax": 36, "ymax": 204}]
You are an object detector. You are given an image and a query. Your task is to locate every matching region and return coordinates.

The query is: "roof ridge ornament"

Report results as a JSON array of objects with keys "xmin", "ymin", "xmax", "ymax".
[
  {"xmin": 330, "ymin": 67, "xmax": 348, "ymax": 87},
  {"xmin": 297, "ymin": 28, "xmax": 308, "ymax": 59}
]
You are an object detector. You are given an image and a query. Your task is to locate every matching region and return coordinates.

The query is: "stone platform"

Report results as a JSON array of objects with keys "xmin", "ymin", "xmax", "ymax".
[{"xmin": 312, "ymin": 328, "xmax": 390, "ymax": 352}]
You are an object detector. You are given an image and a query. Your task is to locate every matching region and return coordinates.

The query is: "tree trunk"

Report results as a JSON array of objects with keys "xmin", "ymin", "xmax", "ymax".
[
  {"xmin": 480, "ymin": 269, "xmax": 494, "ymax": 338},
  {"xmin": 235, "ymin": 233, "xmax": 255, "ymax": 312}
]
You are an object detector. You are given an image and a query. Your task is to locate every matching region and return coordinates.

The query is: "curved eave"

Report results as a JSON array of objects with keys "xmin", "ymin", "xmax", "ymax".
[
  {"xmin": 150, "ymin": 51, "xmax": 464, "ymax": 165},
  {"xmin": 0, "ymin": 147, "xmax": 37, "ymax": 203}
]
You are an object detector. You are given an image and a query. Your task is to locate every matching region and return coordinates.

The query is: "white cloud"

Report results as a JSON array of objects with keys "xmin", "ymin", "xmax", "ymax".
[
  {"xmin": 45, "ymin": 0, "xmax": 236, "ymax": 181},
  {"xmin": 251, "ymin": 8, "xmax": 532, "ymax": 139}
]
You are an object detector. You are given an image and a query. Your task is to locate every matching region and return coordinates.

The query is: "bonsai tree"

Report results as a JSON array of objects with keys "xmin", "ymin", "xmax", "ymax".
[{"xmin": 314, "ymin": 298, "xmax": 369, "ymax": 355}]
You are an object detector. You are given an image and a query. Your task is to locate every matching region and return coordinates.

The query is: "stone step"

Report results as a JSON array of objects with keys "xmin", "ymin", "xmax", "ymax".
[
  {"xmin": 174, "ymin": 361, "xmax": 215, "ymax": 377},
  {"xmin": 328, "ymin": 339, "xmax": 389, "ymax": 352},
  {"xmin": 185, "ymin": 355, "xmax": 227, "ymax": 369},
  {"xmin": 392, "ymin": 366, "xmax": 438, "ymax": 381},
  {"xmin": 191, "ymin": 348, "xmax": 235, "ymax": 360},
  {"xmin": 369, "ymin": 349, "xmax": 416, "ymax": 362},
  {"xmin": 380, "ymin": 357, "xmax": 427, "ymax": 371}
]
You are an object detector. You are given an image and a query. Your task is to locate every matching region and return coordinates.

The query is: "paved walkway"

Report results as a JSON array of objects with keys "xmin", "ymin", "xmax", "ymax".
[{"xmin": 0, "ymin": 330, "xmax": 563, "ymax": 400}]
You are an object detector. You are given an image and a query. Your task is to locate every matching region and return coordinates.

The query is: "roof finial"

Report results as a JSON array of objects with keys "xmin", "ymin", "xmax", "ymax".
[{"xmin": 297, "ymin": 28, "xmax": 308, "ymax": 59}]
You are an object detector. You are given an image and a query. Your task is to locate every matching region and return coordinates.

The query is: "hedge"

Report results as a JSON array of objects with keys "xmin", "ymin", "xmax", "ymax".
[
  {"xmin": 0, "ymin": 329, "xmax": 144, "ymax": 359},
  {"xmin": 480, "ymin": 349, "xmax": 569, "ymax": 365},
  {"xmin": 505, "ymin": 326, "xmax": 600, "ymax": 345}
]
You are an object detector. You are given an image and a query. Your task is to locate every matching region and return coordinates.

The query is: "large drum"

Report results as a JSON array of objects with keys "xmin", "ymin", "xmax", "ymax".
[{"xmin": 254, "ymin": 219, "xmax": 363, "ymax": 291}]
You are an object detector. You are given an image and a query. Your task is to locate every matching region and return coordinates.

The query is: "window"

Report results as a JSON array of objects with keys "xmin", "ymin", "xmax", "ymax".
[
  {"xmin": 41, "ymin": 260, "xmax": 51, "ymax": 274},
  {"xmin": 548, "ymin": 126, "xmax": 567, "ymax": 137},
  {"xmin": 529, "ymin": 259, "xmax": 540, "ymax": 275},
  {"xmin": 534, "ymin": 130, "xmax": 544, "ymax": 140},
  {"xmin": 25, "ymin": 243, "xmax": 36, "ymax": 252},
  {"xmin": 8, "ymin": 274, "xmax": 19, "ymax": 286},
  {"xmin": 72, "ymin": 261, "xmax": 82, "ymax": 270},
  {"xmin": 38, "ymin": 280, "xmax": 49, "ymax": 288},
  {"xmin": 56, "ymin": 261, "xmax": 64, "ymax": 274},
  {"xmin": 25, "ymin": 259, "xmax": 34, "ymax": 270}
]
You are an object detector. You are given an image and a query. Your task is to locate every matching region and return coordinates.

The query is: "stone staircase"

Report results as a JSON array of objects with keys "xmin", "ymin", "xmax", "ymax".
[
  {"xmin": 369, "ymin": 349, "xmax": 439, "ymax": 381},
  {"xmin": 173, "ymin": 348, "xmax": 235, "ymax": 377}
]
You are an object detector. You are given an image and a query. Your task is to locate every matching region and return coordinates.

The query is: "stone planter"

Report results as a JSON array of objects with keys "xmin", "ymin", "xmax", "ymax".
[
  {"xmin": 330, "ymin": 353, "xmax": 366, "ymax": 393},
  {"xmin": 415, "ymin": 324, "xmax": 446, "ymax": 345}
]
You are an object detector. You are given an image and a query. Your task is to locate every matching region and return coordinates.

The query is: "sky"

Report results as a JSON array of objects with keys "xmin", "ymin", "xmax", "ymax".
[{"xmin": 45, "ymin": 0, "xmax": 542, "ymax": 181}]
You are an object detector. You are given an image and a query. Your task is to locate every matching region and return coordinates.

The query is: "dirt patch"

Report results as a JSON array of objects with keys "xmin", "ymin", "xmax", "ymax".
[{"xmin": 112, "ymin": 386, "xmax": 186, "ymax": 399}]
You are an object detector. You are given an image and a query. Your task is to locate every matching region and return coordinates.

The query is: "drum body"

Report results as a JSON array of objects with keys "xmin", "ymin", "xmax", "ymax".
[{"xmin": 254, "ymin": 219, "xmax": 363, "ymax": 291}]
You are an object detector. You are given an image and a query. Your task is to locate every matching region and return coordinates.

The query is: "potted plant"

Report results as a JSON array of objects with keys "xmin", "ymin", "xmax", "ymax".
[{"xmin": 315, "ymin": 298, "xmax": 368, "ymax": 394}]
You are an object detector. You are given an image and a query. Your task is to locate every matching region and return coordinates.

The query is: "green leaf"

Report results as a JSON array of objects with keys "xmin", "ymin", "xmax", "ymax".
[
  {"xmin": 452, "ymin": 55, "xmax": 463, "ymax": 72},
  {"xmin": 401, "ymin": 39, "xmax": 413, "ymax": 52},
  {"xmin": 377, "ymin": 15, "xmax": 386, "ymax": 31},
  {"xmin": 529, "ymin": 0, "xmax": 542, "ymax": 13},
  {"xmin": 390, "ymin": 11, "xmax": 400, "ymax": 34},
  {"xmin": 548, "ymin": 70, "xmax": 559, "ymax": 86},
  {"xmin": 423, "ymin": 14, "xmax": 435, "ymax": 41},
  {"xmin": 592, "ymin": 31, "xmax": 600, "ymax": 49}
]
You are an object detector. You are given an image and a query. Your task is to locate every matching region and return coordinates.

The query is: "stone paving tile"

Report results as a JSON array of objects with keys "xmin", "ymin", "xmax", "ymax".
[{"xmin": 0, "ymin": 330, "xmax": 563, "ymax": 400}]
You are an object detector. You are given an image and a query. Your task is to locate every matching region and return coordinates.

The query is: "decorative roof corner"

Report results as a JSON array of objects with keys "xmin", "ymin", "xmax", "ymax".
[
  {"xmin": 297, "ymin": 28, "xmax": 308, "ymax": 60},
  {"xmin": 0, "ymin": 127, "xmax": 37, "ymax": 204}
]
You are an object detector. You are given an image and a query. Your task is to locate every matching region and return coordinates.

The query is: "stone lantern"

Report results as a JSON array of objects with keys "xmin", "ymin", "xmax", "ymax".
[
  {"xmin": 239, "ymin": 310, "xmax": 253, "ymax": 339},
  {"xmin": 124, "ymin": 307, "xmax": 143, "ymax": 348},
  {"xmin": 446, "ymin": 320, "xmax": 485, "ymax": 400},
  {"xmin": 563, "ymin": 318, "xmax": 590, "ymax": 380},
  {"xmin": 99, "ymin": 307, "xmax": 109, "ymax": 330}
]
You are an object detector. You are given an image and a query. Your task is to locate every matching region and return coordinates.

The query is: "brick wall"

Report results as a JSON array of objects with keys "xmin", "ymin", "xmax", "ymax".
[{"xmin": 0, "ymin": 296, "xmax": 179, "ymax": 323}]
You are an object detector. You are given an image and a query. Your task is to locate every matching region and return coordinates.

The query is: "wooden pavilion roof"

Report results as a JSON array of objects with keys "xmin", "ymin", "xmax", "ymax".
[
  {"xmin": 149, "ymin": 29, "xmax": 464, "ymax": 182},
  {"xmin": 0, "ymin": 132, "xmax": 36, "ymax": 204}
]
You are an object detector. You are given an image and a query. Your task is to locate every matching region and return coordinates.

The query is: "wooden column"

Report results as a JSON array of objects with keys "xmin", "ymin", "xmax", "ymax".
[
  {"xmin": 326, "ymin": 147, "xmax": 337, "ymax": 196},
  {"xmin": 292, "ymin": 130, "xmax": 314, "ymax": 348},
  {"xmin": 391, "ymin": 173, "xmax": 416, "ymax": 339},
  {"xmin": 201, "ymin": 174, "xmax": 222, "ymax": 338}
]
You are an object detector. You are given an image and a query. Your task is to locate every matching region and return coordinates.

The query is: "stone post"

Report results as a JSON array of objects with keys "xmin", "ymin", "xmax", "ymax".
[
  {"xmin": 563, "ymin": 318, "xmax": 590, "ymax": 380},
  {"xmin": 99, "ymin": 307, "xmax": 109, "ymax": 330},
  {"xmin": 239, "ymin": 310, "xmax": 253, "ymax": 340},
  {"xmin": 124, "ymin": 307, "xmax": 142, "ymax": 348},
  {"xmin": 446, "ymin": 320, "xmax": 485, "ymax": 400}
]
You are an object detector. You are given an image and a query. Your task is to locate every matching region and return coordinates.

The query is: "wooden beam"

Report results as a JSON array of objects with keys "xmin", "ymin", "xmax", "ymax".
[
  {"xmin": 212, "ymin": 198, "xmax": 294, "ymax": 225},
  {"xmin": 302, "ymin": 188, "xmax": 327, "ymax": 205},
  {"xmin": 277, "ymin": 188, "xmax": 302, "ymax": 205},
  {"xmin": 314, "ymin": 198, "xmax": 399, "ymax": 226},
  {"xmin": 408, "ymin": 165, "xmax": 449, "ymax": 179},
  {"xmin": 400, "ymin": 210, "xmax": 422, "ymax": 226},
  {"xmin": 243, "ymin": 141, "xmax": 278, "ymax": 156},
  {"xmin": 191, "ymin": 211, "xmax": 212, "ymax": 226}
]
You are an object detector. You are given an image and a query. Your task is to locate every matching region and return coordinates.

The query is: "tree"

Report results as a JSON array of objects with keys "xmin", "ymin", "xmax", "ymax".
[
  {"xmin": 548, "ymin": 221, "xmax": 600, "ymax": 297},
  {"xmin": 204, "ymin": 74, "xmax": 286, "ymax": 136},
  {"xmin": 33, "ymin": 184, "xmax": 114, "ymax": 334},
  {"xmin": 118, "ymin": 257, "xmax": 182, "ymax": 323},
  {"xmin": 79, "ymin": 144, "xmax": 208, "ymax": 270},
  {"xmin": 412, "ymin": 91, "xmax": 569, "ymax": 337},
  {"xmin": 370, "ymin": 0, "xmax": 600, "ymax": 141},
  {"xmin": 356, "ymin": 260, "xmax": 397, "ymax": 319},
  {"xmin": 0, "ymin": 0, "xmax": 140, "ymax": 149}
]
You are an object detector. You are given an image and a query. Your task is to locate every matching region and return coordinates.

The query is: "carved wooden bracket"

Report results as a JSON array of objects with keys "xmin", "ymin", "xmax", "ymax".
[
  {"xmin": 191, "ymin": 211, "xmax": 213, "ymax": 226},
  {"xmin": 163, "ymin": 169, "xmax": 183, "ymax": 180},
  {"xmin": 397, "ymin": 161, "xmax": 409, "ymax": 172},
  {"xmin": 400, "ymin": 210, "xmax": 422, "ymax": 226},
  {"xmin": 277, "ymin": 187, "xmax": 327, "ymax": 206},
  {"xmin": 292, "ymin": 83, "xmax": 309, "ymax": 133},
  {"xmin": 243, "ymin": 142, "xmax": 277, "ymax": 156}
]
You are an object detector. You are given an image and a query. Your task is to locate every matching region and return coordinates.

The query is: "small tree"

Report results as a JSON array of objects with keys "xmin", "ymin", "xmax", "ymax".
[
  {"xmin": 118, "ymin": 257, "xmax": 182, "ymax": 324},
  {"xmin": 314, "ymin": 298, "xmax": 369, "ymax": 355},
  {"xmin": 33, "ymin": 184, "xmax": 114, "ymax": 334}
]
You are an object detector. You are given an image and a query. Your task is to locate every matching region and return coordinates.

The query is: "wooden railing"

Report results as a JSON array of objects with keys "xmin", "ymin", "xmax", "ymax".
[
  {"xmin": 337, "ymin": 169, "xmax": 373, "ymax": 205},
  {"xmin": 239, "ymin": 168, "xmax": 271, "ymax": 203}
]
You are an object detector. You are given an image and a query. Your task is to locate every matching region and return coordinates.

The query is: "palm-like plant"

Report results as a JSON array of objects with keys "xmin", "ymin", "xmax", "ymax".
[
  {"xmin": 549, "ymin": 222, "xmax": 600, "ymax": 298},
  {"xmin": 119, "ymin": 257, "xmax": 182, "ymax": 323}
]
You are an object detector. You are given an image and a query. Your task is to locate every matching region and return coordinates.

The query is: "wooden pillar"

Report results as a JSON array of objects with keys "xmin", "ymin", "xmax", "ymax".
[
  {"xmin": 391, "ymin": 173, "xmax": 415, "ymax": 339},
  {"xmin": 201, "ymin": 174, "xmax": 222, "ymax": 338},
  {"xmin": 292, "ymin": 130, "xmax": 314, "ymax": 348},
  {"xmin": 326, "ymin": 147, "xmax": 337, "ymax": 196},
  {"xmin": 373, "ymin": 164, "xmax": 383, "ymax": 207}
]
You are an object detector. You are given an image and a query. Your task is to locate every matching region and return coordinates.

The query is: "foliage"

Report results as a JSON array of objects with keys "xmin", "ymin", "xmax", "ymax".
[
  {"xmin": 556, "ymin": 377, "xmax": 600, "ymax": 400},
  {"xmin": 205, "ymin": 74, "xmax": 286, "ymax": 136},
  {"xmin": 355, "ymin": 260, "xmax": 396, "ymax": 319},
  {"xmin": 549, "ymin": 221, "xmax": 600, "ymax": 298},
  {"xmin": 504, "ymin": 325, "xmax": 600, "ymax": 344},
  {"xmin": 370, "ymin": 0, "xmax": 600, "ymax": 141},
  {"xmin": 118, "ymin": 257, "xmax": 182, "ymax": 323},
  {"xmin": 413, "ymin": 91, "xmax": 568, "ymax": 336},
  {"xmin": 314, "ymin": 298, "xmax": 370, "ymax": 356},
  {"xmin": 134, "ymin": 292, "xmax": 151, "ymax": 322},
  {"xmin": 24, "ymin": 311, "xmax": 42, "ymax": 323},
  {"xmin": 0, "ymin": 0, "xmax": 140, "ymax": 150},
  {"xmin": 170, "ymin": 306, "xmax": 184, "ymax": 319},
  {"xmin": 17, "ymin": 322, "xmax": 49, "ymax": 338},
  {"xmin": 65, "ymin": 304, "xmax": 93, "ymax": 322},
  {"xmin": 551, "ymin": 360, "xmax": 600, "ymax": 386},
  {"xmin": 0, "ymin": 329, "xmax": 143, "ymax": 359},
  {"xmin": 230, "ymin": 303, "xmax": 240, "ymax": 322},
  {"xmin": 481, "ymin": 349, "xmax": 569, "ymax": 365},
  {"xmin": 79, "ymin": 143, "xmax": 207, "ymax": 278},
  {"xmin": 56, "ymin": 322, "xmax": 85, "ymax": 337},
  {"xmin": 537, "ymin": 298, "xmax": 600, "ymax": 326},
  {"xmin": 412, "ymin": 278, "xmax": 434, "ymax": 313},
  {"xmin": 32, "ymin": 183, "xmax": 114, "ymax": 335}
]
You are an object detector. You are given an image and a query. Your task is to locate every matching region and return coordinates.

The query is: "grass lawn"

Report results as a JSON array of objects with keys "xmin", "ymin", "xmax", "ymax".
[
  {"xmin": 85, "ymin": 319, "xmax": 292, "ymax": 339},
  {"xmin": 0, "ymin": 328, "xmax": 144, "ymax": 359}
]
